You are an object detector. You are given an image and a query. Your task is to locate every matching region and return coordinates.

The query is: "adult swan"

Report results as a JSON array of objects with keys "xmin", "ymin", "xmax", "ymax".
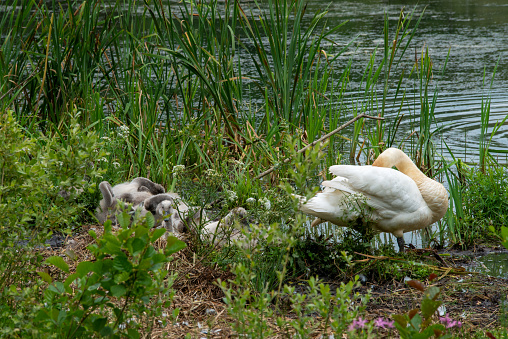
[{"xmin": 299, "ymin": 148, "xmax": 449, "ymax": 252}]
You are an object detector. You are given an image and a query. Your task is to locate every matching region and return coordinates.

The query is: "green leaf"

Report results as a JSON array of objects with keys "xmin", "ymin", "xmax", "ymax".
[
  {"xmin": 88, "ymin": 283, "xmax": 101, "ymax": 291},
  {"xmin": 76, "ymin": 261, "xmax": 95, "ymax": 278},
  {"xmin": 100, "ymin": 325, "xmax": 113, "ymax": 337},
  {"xmin": 93, "ymin": 317, "xmax": 108, "ymax": 332},
  {"xmin": 135, "ymin": 225, "xmax": 149, "ymax": 238},
  {"xmin": 48, "ymin": 282, "xmax": 66, "ymax": 295},
  {"xmin": 145, "ymin": 212, "xmax": 155, "ymax": 229},
  {"xmin": 423, "ymin": 286, "xmax": 441, "ymax": 301},
  {"xmin": 118, "ymin": 210, "xmax": 131, "ymax": 228},
  {"xmin": 127, "ymin": 329, "xmax": 140, "ymax": 339},
  {"xmin": 64, "ymin": 273, "xmax": 80, "ymax": 291},
  {"xmin": 110, "ymin": 284, "xmax": 127, "ymax": 297},
  {"xmin": 165, "ymin": 236, "xmax": 187, "ymax": 256},
  {"xmin": 132, "ymin": 237, "xmax": 146, "ymax": 255},
  {"xmin": 392, "ymin": 314, "xmax": 407, "ymax": 328},
  {"xmin": 37, "ymin": 271, "xmax": 53, "ymax": 283},
  {"xmin": 113, "ymin": 254, "xmax": 133, "ymax": 272},
  {"xmin": 421, "ymin": 298, "xmax": 442, "ymax": 319},
  {"xmin": 65, "ymin": 249, "xmax": 77, "ymax": 260},
  {"xmin": 89, "ymin": 229, "xmax": 97, "ymax": 239},
  {"xmin": 114, "ymin": 271, "xmax": 130, "ymax": 284},
  {"xmin": 45, "ymin": 256, "xmax": 70, "ymax": 273},
  {"xmin": 143, "ymin": 246, "xmax": 156, "ymax": 260},
  {"xmin": 151, "ymin": 228, "xmax": 166, "ymax": 242},
  {"xmin": 409, "ymin": 313, "xmax": 422, "ymax": 330}
]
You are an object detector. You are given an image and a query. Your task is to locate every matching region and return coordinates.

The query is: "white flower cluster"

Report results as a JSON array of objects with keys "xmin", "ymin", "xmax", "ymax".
[
  {"xmin": 259, "ymin": 197, "xmax": 271, "ymax": 210},
  {"xmin": 226, "ymin": 190, "xmax": 238, "ymax": 202},
  {"xmin": 172, "ymin": 164, "xmax": 185, "ymax": 177},
  {"xmin": 246, "ymin": 197, "xmax": 256, "ymax": 207},
  {"xmin": 232, "ymin": 159, "xmax": 245, "ymax": 169},
  {"xmin": 118, "ymin": 317, "xmax": 137, "ymax": 330},
  {"xmin": 204, "ymin": 168, "xmax": 221, "ymax": 181},
  {"xmin": 117, "ymin": 125, "xmax": 130, "ymax": 139}
]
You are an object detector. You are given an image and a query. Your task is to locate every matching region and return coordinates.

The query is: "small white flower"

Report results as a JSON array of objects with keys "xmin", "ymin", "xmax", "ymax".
[
  {"xmin": 113, "ymin": 162, "xmax": 120, "ymax": 168},
  {"xmin": 205, "ymin": 168, "xmax": 220, "ymax": 180},
  {"xmin": 162, "ymin": 312, "xmax": 168, "ymax": 318},
  {"xmin": 246, "ymin": 197, "xmax": 256, "ymax": 206},
  {"xmin": 118, "ymin": 323, "xmax": 126, "ymax": 330},
  {"xmin": 233, "ymin": 159, "xmax": 245, "ymax": 169},
  {"xmin": 172, "ymin": 164, "xmax": 185, "ymax": 177},
  {"xmin": 438, "ymin": 305, "xmax": 447, "ymax": 316},
  {"xmin": 118, "ymin": 125, "xmax": 130, "ymax": 139},
  {"xmin": 101, "ymin": 136, "xmax": 110, "ymax": 141},
  {"xmin": 226, "ymin": 190, "xmax": 238, "ymax": 202},
  {"xmin": 99, "ymin": 157, "xmax": 108, "ymax": 162},
  {"xmin": 259, "ymin": 197, "xmax": 271, "ymax": 210}
]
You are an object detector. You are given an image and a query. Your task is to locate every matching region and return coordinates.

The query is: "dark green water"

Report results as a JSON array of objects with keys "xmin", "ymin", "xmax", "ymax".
[
  {"xmin": 470, "ymin": 252, "xmax": 508, "ymax": 279},
  {"xmin": 301, "ymin": 0, "xmax": 508, "ymax": 162}
]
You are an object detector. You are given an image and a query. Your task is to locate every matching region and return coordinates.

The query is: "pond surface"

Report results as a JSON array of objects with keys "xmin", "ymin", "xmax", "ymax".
[
  {"xmin": 302, "ymin": 0, "xmax": 508, "ymax": 163},
  {"xmin": 467, "ymin": 252, "xmax": 508, "ymax": 279}
]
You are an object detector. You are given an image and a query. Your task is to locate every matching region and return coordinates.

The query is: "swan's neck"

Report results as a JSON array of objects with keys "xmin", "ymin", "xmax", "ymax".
[{"xmin": 372, "ymin": 148, "xmax": 427, "ymax": 186}]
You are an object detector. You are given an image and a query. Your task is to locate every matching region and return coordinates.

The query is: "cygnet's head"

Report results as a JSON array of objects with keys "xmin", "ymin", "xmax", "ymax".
[
  {"xmin": 156, "ymin": 200, "xmax": 174, "ymax": 229},
  {"xmin": 223, "ymin": 207, "xmax": 248, "ymax": 227}
]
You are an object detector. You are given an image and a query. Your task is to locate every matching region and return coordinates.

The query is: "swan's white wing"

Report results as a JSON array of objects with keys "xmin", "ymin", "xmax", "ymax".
[
  {"xmin": 328, "ymin": 165, "xmax": 426, "ymax": 215},
  {"xmin": 321, "ymin": 176, "xmax": 356, "ymax": 195}
]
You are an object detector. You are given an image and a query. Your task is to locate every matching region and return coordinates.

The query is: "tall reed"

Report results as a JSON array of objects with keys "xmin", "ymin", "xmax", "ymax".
[
  {"xmin": 352, "ymin": 7, "xmax": 423, "ymax": 161},
  {"xmin": 237, "ymin": 0, "xmax": 347, "ymax": 134}
]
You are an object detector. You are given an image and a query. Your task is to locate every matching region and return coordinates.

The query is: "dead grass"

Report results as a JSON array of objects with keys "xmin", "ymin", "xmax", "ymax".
[{"xmin": 39, "ymin": 224, "xmax": 508, "ymax": 338}]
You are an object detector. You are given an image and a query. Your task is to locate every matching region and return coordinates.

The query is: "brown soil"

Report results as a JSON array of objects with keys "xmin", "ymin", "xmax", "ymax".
[{"xmin": 44, "ymin": 225, "xmax": 508, "ymax": 338}]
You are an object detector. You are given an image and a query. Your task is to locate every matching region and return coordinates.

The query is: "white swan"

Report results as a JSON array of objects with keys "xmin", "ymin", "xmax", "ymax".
[{"xmin": 299, "ymin": 148, "xmax": 449, "ymax": 252}]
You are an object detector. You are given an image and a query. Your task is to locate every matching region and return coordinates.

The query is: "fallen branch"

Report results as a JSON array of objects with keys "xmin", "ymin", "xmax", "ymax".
[{"xmin": 255, "ymin": 113, "xmax": 384, "ymax": 180}]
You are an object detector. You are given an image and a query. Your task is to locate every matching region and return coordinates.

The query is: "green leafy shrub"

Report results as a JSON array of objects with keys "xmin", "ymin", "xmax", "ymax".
[
  {"xmin": 393, "ymin": 278, "xmax": 463, "ymax": 339},
  {"xmin": 2, "ymin": 209, "xmax": 186, "ymax": 338},
  {"xmin": 0, "ymin": 109, "xmax": 106, "ymax": 233},
  {"xmin": 0, "ymin": 109, "xmax": 107, "ymax": 336}
]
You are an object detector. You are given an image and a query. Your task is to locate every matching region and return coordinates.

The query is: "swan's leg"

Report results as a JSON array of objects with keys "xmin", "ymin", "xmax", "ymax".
[
  {"xmin": 311, "ymin": 218, "xmax": 324, "ymax": 227},
  {"xmin": 396, "ymin": 236, "xmax": 405, "ymax": 253}
]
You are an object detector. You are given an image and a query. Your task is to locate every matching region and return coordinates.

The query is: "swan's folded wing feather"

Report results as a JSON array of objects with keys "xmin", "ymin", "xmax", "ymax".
[
  {"xmin": 328, "ymin": 165, "xmax": 426, "ymax": 214},
  {"xmin": 321, "ymin": 178, "xmax": 356, "ymax": 195}
]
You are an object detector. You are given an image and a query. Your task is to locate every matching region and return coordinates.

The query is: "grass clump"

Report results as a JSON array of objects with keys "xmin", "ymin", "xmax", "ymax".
[{"xmin": 446, "ymin": 164, "xmax": 508, "ymax": 248}]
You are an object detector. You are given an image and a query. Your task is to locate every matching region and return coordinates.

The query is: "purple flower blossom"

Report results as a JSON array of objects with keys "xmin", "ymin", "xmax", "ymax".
[
  {"xmin": 348, "ymin": 317, "xmax": 368, "ymax": 331},
  {"xmin": 374, "ymin": 317, "xmax": 395, "ymax": 329},
  {"xmin": 440, "ymin": 314, "xmax": 462, "ymax": 328},
  {"xmin": 447, "ymin": 320, "xmax": 462, "ymax": 328}
]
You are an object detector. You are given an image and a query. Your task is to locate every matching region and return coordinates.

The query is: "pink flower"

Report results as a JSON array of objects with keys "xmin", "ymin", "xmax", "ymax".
[
  {"xmin": 439, "ymin": 314, "xmax": 453, "ymax": 326},
  {"xmin": 348, "ymin": 317, "xmax": 368, "ymax": 331},
  {"xmin": 374, "ymin": 317, "xmax": 394, "ymax": 329},
  {"xmin": 440, "ymin": 314, "xmax": 462, "ymax": 328},
  {"xmin": 447, "ymin": 320, "xmax": 462, "ymax": 328}
]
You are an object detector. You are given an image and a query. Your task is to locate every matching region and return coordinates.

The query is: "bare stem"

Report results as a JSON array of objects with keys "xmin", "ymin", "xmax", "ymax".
[{"xmin": 255, "ymin": 113, "xmax": 384, "ymax": 180}]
